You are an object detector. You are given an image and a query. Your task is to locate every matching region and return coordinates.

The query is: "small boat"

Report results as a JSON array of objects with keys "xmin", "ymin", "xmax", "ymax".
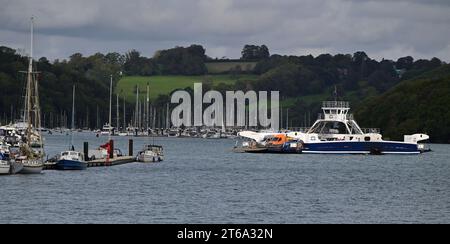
[
  {"xmin": 137, "ymin": 145, "xmax": 164, "ymax": 163},
  {"xmin": 100, "ymin": 123, "xmax": 114, "ymax": 136},
  {"xmin": 234, "ymin": 134, "xmax": 302, "ymax": 154},
  {"xmin": 0, "ymin": 152, "xmax": 10, "ymax": 175},
  {"xmin": 56, "ymin": 151, "xmax": 87, "ymax": 170},
  {"xmin": 167, "ymin": 129, "xmax": 180, "ymax": 137}
]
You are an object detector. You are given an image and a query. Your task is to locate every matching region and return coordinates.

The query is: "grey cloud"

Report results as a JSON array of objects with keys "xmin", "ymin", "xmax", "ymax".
[{"xmin": 0, "ymin": 0, "xmax": 449, "ymax": 61}]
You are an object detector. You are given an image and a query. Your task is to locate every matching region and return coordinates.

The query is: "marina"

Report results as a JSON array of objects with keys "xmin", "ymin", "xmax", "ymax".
[{"xmin": 0, "ymin": 0, "xmax": 448, "ymax": 225}]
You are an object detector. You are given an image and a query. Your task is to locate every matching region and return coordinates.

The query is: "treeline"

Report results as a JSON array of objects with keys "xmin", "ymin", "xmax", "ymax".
[
  {"xmin": 0, "ymin": 46, "xmax": 121, "ymax": 129},
  {"xmin": 122, "ymin": 44, "xmax": 270, "ymax": 76},
  {"xmin": 123, "ymin": 44, "xmax": 208, "ymax": 76},
  {"xmin": 251, "ymin": 52, "xmax": 443, "ymax": 94},
  {"xmin": 355, "ymin": 64, "xmax": 450, "ymax": 143},
  {"xmin": 1, "ymin": 43, "xmax": 448, "ymax": 141}
]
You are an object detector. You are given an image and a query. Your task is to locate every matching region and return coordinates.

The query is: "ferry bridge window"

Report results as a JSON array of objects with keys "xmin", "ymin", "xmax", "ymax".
[{"xmin": 310, "ymin": 121, "xmax": 349, "ymax": 134}]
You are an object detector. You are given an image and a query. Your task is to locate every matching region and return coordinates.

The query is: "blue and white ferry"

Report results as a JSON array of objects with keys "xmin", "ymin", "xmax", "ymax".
[
  {"xmin": 239, "ymin": 101, "xmax": 430, "ymax": 155},
  {"xmin": 288, "ymin": 101, "xmax": 429, "ymax": 154}
]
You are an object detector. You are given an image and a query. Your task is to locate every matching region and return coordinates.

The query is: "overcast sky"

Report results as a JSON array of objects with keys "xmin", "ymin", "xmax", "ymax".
[{"xmin": 1, "ymin": 0, "xmax": 449, "ymax": 61}]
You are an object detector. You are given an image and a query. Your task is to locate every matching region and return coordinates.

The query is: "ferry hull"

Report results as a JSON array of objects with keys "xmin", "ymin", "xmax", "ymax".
[
  {"xmin": 303, "ymin": 141, "xmax": 420, "ymax": 154},
  {"xmin": 56, "ymin": 159, "xmax": 87, "ymax": 170}
]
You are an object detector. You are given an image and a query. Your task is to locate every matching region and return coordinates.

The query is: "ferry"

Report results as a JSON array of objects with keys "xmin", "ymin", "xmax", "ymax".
[{"xmin": 238, "ymin": 101, "xmax": 429, "ymax": 155}]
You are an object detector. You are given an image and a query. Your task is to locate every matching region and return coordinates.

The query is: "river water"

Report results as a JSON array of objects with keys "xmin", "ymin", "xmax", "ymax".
[{"xmin": 0, "ymin": 132, "xmax": 449, "ymax": 223}]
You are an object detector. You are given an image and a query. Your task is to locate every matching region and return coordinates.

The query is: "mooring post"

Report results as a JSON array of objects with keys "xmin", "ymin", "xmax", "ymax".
[
  {"xmin": 84, "ymin": 142, "xmax": 89, "ymax": 161},
  {"xmin": 109, "ymin": 139, "xmax": 114, "ymax": 159},
  {"xmin": 129, "ymin": 139, "xmax": 133, "ymax": 156}
]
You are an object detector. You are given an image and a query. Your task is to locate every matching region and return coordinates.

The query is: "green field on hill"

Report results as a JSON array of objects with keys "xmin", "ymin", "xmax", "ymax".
[{"xmin": 116, "ymin": 74, "xmax": 259, "ymax": 102}]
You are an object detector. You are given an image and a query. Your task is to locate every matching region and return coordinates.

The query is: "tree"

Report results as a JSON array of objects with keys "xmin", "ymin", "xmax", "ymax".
[
  {"xmin": 155, "ymin": 45, "xmax": 207, "ymax": 75},
  {"xmin": 241, "ymin": 45, "xmax": 270, "ymax": 61},
  {"xmin": 396, "ymin": 56, "xmax": 414, "ymax": 70}
]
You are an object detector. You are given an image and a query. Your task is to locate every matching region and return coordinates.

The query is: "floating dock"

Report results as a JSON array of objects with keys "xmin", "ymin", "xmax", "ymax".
[
  {"xmin": 87, "ymin": 156, "xmax": 135, "ymax": 167},
  {"xmin": 44, "ymin": 139, "xmax": 136, "ymax": 170}
]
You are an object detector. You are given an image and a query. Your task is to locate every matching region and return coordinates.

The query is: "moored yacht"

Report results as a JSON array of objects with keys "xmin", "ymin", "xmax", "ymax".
[
  {"xmin": 137, "ymin": 145, "xmax": 164, "ymax": 162},
  {"xmin": 0, "ymin": 152, "xmax": 10, "ymax": 175},
  {"xmin": 100, "ymin": 123, "xmax": 114, "ymax": 136},
  {"xmin": 56, "ymin": 151, "xmax": 87, "ymax": 170},
  {"xmin": 18, "ymin": 17, "xmax": 44, "ymax": 174}
]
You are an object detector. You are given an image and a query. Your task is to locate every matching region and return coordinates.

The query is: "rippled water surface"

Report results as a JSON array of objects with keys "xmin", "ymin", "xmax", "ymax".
[{"xmin": 1, "ymin": 132, "xmax": 449, "ymax": 223}]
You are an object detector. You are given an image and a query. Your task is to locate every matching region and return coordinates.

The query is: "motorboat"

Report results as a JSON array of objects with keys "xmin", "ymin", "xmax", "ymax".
[
  {"xmin": 136, "ymin": 145, "xmax": 164, "ymax": 163},
  {"xmin": 100, "ymin": 123, "xmax": 113, "ymax": 136},
  {"xmin": 56, "ymin": 151, "xmax": 87, "ymax": 170},
  {"xmin": 0, "ymin": 152, "xmax": 10, "ymax": 175}
]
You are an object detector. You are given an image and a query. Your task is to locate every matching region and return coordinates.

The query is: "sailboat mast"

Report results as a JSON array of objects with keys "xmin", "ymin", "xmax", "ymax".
[
  {"xmin": 96, "ymin": 105, "xmax": 99, "ymax": 129},
  {"xmin": 71, "ymin": 85, "xmax": 75, "ymax": 130},
  {"xmin": 71, "ymin": 85, "xmax": 75, "ymax": 147},
  {"xmin": 123, "ymin": 95, "xmax": 126, "ymax": 132},
  {"xmin": 116, "ymin": 90, "xmax": 119, "ymax": 132},
  {"xmin": 25, "ymin": 17, "xmax": 35, "ymax": 146},
  {"xmin": 286, "ymin": 108, "xmax": 289, "ymax": 130},
  {"xmin": 108, "ymin": 74, "xmax": 112, "ymax": 138},
  {"xmin": 146, "ymin": 83, "xmax": 149, "ymax": 130},
  {"xmin": 135, "ymin": 85, "xmax": 139, "ymax": 128},
  {"xmin": 166, "ymin": 103, "xmax": 169, "ymax": 129}
]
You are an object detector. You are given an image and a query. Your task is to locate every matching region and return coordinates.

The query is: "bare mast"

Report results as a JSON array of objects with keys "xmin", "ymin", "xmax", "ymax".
[
  {"xmin": 108, "ymin": 74, "xmax": 112, "ymax": 139},
  {"xmin": 25, "ymin": 17, "xmax": 34, "ymax": 145},
  {"xmin": 116, "ymin": 89, "xmax": 119, "ymax": 132},
  {"xmin": 135, "ymin": 85, "xmax": 139, "ymax": 129},
  {"xmin": 146, "ymin": 83, "xmax": 149, "ymax": 131}
]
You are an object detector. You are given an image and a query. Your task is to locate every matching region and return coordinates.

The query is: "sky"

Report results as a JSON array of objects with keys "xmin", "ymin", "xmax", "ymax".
[{"xmin": 1, "ymin": 0, "xmax": 450, "ymax": 61}]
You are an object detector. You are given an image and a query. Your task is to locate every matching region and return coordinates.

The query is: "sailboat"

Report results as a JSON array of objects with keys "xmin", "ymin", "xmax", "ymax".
[
  {"xmin": 18, "ymin": 17, "xmax": 44, "ymax": 174},
  {"xmin": 136, "ymin": 83, "xmax": 164, "ymax": 163},
  {"xmin": 56, "ymin": 85, "xmax": 87, "ymax": 170}
]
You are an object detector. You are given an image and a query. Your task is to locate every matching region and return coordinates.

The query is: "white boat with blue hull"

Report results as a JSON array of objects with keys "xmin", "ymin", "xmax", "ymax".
[
  {"xmin": 56, "ymin": 151, "xmax": 87, "ymax": 170},
  {"xmin": 291, "ymin": 101, "xmax": 429, "ymax": 154},
  {"xmin": 56, "ymin": 86, "xmax": 88, "ymax": 170},
  {"xmin": 239, "ymin": 101, "xmax": 429, "ymax": 155}
]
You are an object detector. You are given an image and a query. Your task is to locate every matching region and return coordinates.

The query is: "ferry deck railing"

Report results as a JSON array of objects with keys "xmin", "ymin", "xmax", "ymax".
[
  {"xmin": 361, "ymin": 128, "xmax": 381, "ymax": 134},
  {"xmin": 322, "ymin": 101, "xmax": 350, "ymax": 108}
]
